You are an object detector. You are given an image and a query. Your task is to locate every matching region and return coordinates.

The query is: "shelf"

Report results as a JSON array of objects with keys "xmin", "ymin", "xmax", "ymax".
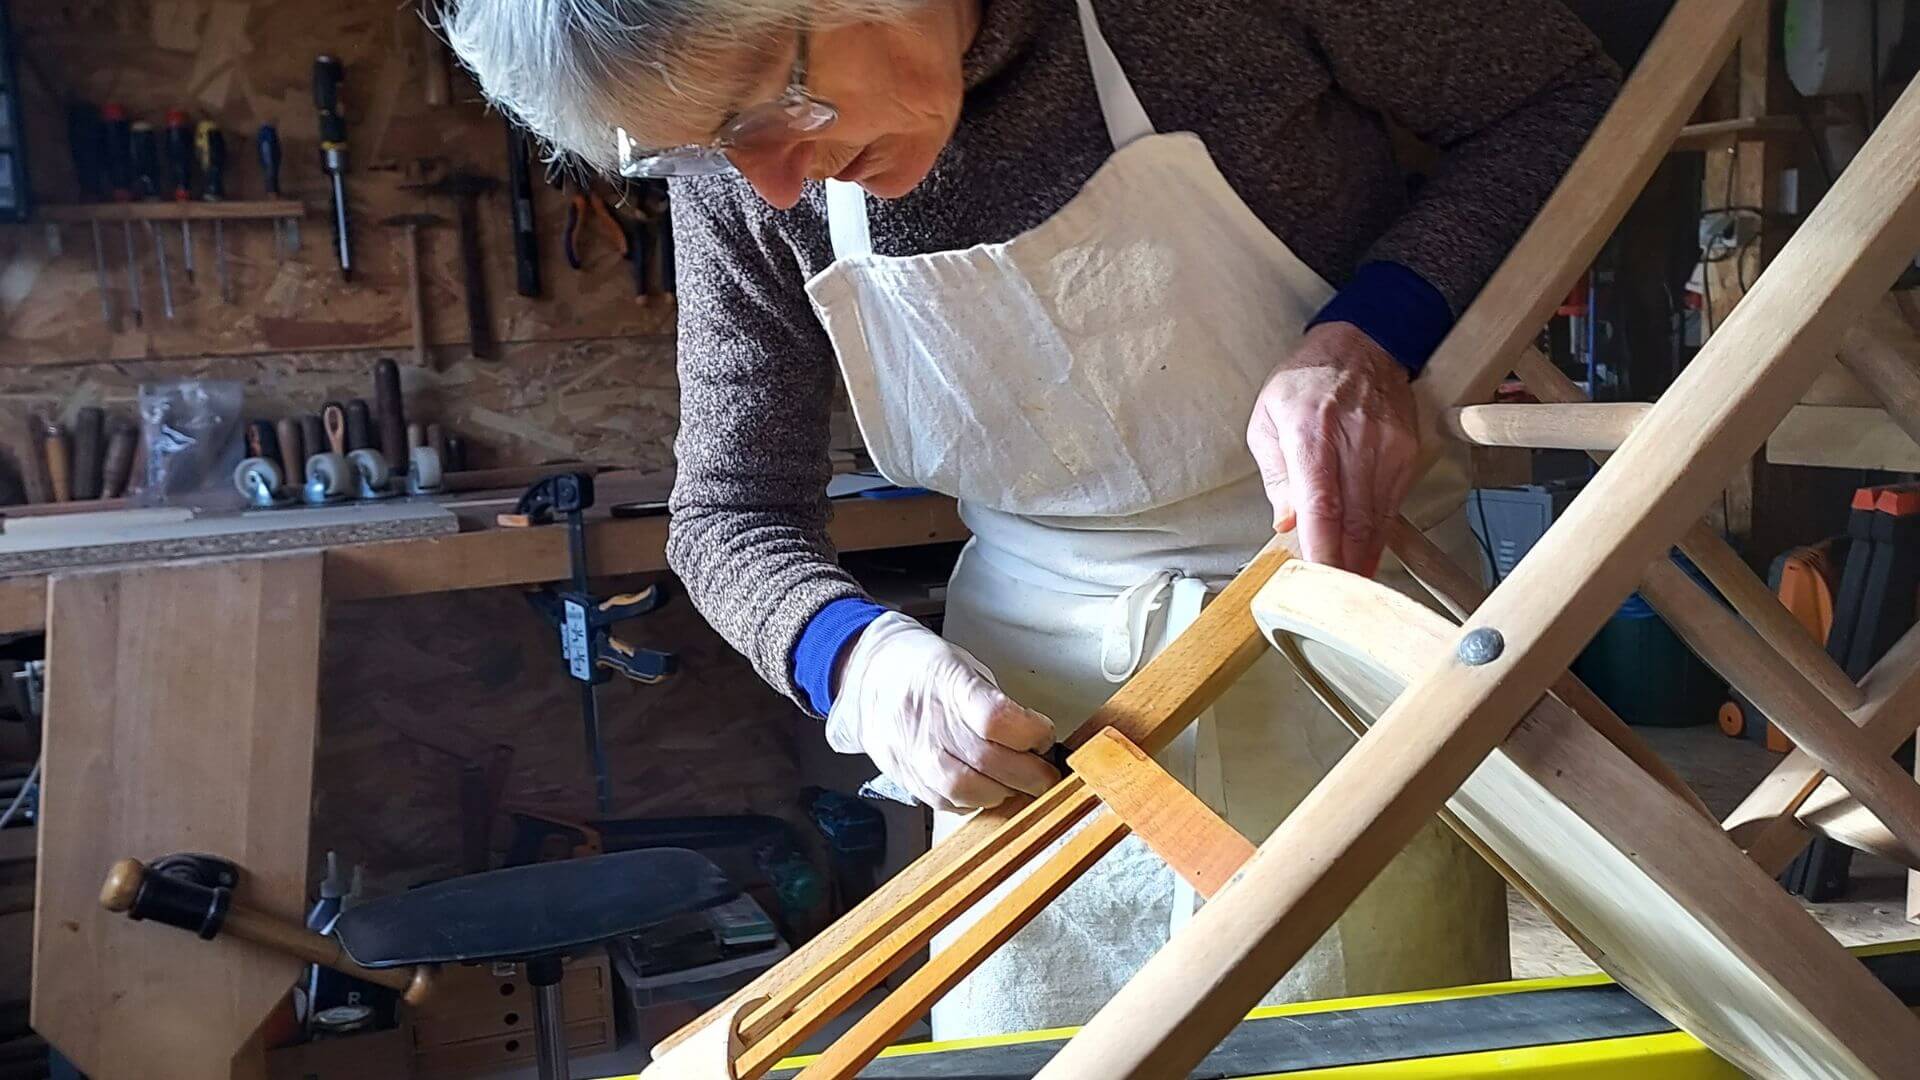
[
  {"xmin": 1670, "ymin": 116, "xmax": 1802, "ymax": 153},
  {"xmin": 31, "ymin": 199, "xmax": 306, "ymax": 224}
]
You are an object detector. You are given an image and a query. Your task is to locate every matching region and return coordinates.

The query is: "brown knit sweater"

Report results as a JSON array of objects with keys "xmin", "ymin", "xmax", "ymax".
[{"xmin": 666, "ymin": 0, "xmax": 1619, "ymax": 710}]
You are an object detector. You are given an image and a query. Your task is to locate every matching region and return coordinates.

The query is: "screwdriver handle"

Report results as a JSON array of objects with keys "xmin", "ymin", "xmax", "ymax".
[
  {"xmin": 257, "ymin": 125, "xmax": 284, "ymax": 197},
  {"xmin": 130, "ymin": 123, "xmax": 161, "ymax": 200},
  {"xmin": 66, "ymin": 104, "xmax": 108, "ymax": 201},
  {"xmin": 313, "ymin": 55, "xmax": 345, "ymax": 116},
  {"xmin": 195, "ymin": 122, "xmax": 226, "ymax": 201},
  {"xmin": 102, "ymin": 104, "xmax": 132, "ymax": 202},
  {"xmin": 164, "ymin": 110, "xmax": 194, "ymax": 201}
]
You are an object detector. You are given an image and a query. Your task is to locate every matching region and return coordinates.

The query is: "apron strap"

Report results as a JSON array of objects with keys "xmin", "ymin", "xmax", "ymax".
[
  {"xmin": 826, "ymin": 179, "xmax": 874, "ymax": 260},
  {"xmin": 1074, "ymin": 0, "xmax": 1156, "ymax": 149},
  {"xmin": 824, "ymin": 0, "xmax": 1157, "ymax": 261}
]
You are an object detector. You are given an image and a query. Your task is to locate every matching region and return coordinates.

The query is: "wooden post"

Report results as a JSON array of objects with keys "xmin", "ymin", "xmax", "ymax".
[
  {"xmin": 1039, "ymin": 71, "xmax": 1920, "ymax": 1079},
  {"xmin": 31, "ymin": 553, "xmax": 324, "ymax": 1080}
]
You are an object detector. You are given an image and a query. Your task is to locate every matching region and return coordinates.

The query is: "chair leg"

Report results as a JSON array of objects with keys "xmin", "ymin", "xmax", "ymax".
[{"xmin": 529, "ymin": 955, "xmax": 571, "ymax": 1080}]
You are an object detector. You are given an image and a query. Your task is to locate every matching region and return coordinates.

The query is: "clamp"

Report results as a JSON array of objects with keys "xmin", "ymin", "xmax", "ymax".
[{"xmin": 504, "ymin": 473, "xmax": 676, "ymax": 811}]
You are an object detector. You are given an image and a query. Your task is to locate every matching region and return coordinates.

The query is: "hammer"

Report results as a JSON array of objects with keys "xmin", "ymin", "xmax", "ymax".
[
  {"xmin": 402, "ymin": 171, "xmax": 501, "ymax": 362},
  {"xmin": 381, "ymin": 212, "xmax": 448, "ymax": 369}
]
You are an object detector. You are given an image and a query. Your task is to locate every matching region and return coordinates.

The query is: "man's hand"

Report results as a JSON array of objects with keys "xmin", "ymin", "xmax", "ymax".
[{"xmin": 1247, "ymin": 322, "xmax": 1417, "ymax": 577}]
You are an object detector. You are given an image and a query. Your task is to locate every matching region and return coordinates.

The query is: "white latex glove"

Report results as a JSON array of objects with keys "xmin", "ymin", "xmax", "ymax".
[{"xmin": 826, "ymin": 612, "xmax": 1059, "ymax": 813}]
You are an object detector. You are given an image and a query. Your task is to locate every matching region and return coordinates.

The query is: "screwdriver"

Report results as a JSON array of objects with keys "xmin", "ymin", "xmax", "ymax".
[
  {"xmin": 65, "ymin": 104, "xmax": 116, "ymax": 328},
  {"xmin": 164, "ymin": 110, "xmax": 196, "ymax": 285},
  {"xmin": 102, "ymin": 103, "xmax": 142, "ymax": 327},
  {"xmin": 313, "ymin": 55, "xmax": 353, "ymax": 279},
  {"xmin": 261, "ymin": 123, "xmax": 293, "ymax": 255},
  {"xmin": 256, "ymin": 124, "xmax": 297, "ymax": 256},
  {"xmin": 130, "ymin": 122, "xmax": 176, "ymax": 320},
  {"xmin": 195, "ymin": 121, "xmax": 233, "ymax": 304}
]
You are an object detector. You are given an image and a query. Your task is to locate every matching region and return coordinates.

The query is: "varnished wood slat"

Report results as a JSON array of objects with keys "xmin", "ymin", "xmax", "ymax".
[
  {"xmin": 794, "ymin": 813, "xmax": 1128, "ymax": 1080},
  {"xmin": 1069, "ymin": 728, "xmax": 1253, "ymax": 897},
  {"xmin": 651, "ymin": 543, "xmax": 1292, "ymax": 1062}
]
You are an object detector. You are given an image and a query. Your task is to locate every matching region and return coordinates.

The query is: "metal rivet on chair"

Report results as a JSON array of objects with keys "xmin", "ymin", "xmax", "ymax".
[{"xmin": 1457, "ymin": 627, "xmax": 1504, "ymax": 666}]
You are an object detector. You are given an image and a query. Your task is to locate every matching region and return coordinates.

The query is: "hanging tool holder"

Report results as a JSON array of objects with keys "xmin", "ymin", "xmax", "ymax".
[{"xmin": 507, "ymin": 474, "xmax": 676, "ymax": 813}]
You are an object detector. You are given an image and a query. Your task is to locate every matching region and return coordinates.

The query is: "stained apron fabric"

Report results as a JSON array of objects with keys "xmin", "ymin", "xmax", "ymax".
[{"xmin": 804, "ymin": 0, "xmax": 1500, "ymax": 1039}]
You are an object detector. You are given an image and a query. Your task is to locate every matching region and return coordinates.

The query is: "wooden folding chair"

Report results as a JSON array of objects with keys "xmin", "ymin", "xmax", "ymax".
[{"xmin": 645, "ymin": 3, "xmax": 1920, "ymax": 1077}]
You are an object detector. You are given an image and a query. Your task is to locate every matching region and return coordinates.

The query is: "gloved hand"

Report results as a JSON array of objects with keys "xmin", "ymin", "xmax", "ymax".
[{"xmin": 826, "ymin": 612, "xmax": 1060, "ymax": 813}]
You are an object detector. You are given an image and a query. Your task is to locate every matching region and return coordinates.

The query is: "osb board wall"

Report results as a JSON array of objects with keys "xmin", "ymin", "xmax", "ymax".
[
  {"xmin": 313, "ymin": 582, "xmax": 815, "ymax": 892},
  {"xmin": 0, "ymin": 338, "xmax": 680, "ymax": 499},
  {"xmin": 2, "ymin": 0, "xmax": 666, "ymax": 364}
]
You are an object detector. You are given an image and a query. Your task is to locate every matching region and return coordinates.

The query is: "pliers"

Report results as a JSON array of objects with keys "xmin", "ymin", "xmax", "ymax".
[{"xmin": 564, "ymin": 177, "xmax": 629, "ymax": 270}]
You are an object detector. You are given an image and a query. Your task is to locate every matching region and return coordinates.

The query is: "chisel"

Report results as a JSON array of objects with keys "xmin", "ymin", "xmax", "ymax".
[
  {"xmin": 277, "ymin": 417, "xmax": 307, "ymax": 487},
  {"xmin": 373, "ymin": 359, "xmax": 407, "ymax": 474},
  {"xmin": 102, "ymin": 422, "xmax": 138, "ymax": 498},
  {"xmin": 71, "ymin": 406, "xmax": 104, "ymax": 500},
  {"xmin": 345, "ymin": 398, "xmax": 373, "ymax": 452},
  {"xmin": 44, "ymin": 423, "xmax": 72, "ymax": 503}
]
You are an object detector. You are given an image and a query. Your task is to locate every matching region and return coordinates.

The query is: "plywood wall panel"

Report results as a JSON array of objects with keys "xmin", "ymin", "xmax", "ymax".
[
  {"xmin": 3, "ymin": 0, "xmax": 667, "ymax": 365},
  {"xmin": 0, "ymin": 338, "xmax": 680, "ymax": 501}
]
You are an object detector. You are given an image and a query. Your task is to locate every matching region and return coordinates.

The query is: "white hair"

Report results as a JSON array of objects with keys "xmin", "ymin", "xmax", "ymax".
[{"xmin": 439, "ymin": 0, "xmax": 921, "ymax": 172}]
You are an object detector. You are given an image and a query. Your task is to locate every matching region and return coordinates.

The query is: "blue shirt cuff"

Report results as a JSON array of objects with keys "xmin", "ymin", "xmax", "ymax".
[
  {"xmin": 1307, "ymin": 261, "xmax": 1454, "ymax": 379},
  {"xmin": 794, "ymin": 597, "xmax": 888, "ymax": 716}
]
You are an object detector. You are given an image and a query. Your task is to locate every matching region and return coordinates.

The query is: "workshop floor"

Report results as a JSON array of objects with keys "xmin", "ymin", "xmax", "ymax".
[{"xmin": 1507, "ymin": 724, "xmax": 1920, "ymax": 978}]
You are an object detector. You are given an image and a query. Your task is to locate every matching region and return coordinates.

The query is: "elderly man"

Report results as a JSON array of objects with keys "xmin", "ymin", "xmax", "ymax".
[{"xmin": 445, "ymin": 0, "xmax": 1619, "ymax": 1037}]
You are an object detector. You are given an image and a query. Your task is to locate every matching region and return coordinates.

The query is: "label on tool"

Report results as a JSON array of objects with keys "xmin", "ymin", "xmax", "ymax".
[{"xmin": 561, "ymin": 598, "xmax": 591, "ymax": 681}]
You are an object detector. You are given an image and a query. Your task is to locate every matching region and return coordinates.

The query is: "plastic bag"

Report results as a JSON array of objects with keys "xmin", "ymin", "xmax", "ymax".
[{"xmin": 138, "ymin": 380, "xmax": 245, "ymax": 509}]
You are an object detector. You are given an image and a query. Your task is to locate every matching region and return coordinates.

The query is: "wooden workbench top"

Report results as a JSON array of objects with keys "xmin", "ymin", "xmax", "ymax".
[{"xmin": 0, "ymin": 471, "xmax": 965, "ymax": 634}]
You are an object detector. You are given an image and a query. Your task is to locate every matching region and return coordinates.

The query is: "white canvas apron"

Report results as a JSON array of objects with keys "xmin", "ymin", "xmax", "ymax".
[{"xmin": 806, "ymin": 0, "xmax": 1502, "ymax": 1038}]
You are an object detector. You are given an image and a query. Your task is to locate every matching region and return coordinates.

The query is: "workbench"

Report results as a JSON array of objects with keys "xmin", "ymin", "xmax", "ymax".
[
  {"xmin": 13, "ymin": 471, "xmax": 965, "ymax": 1080},
  {"xmin": 760, "ymin": 942, "xmax": 1920, "ymax": 1080}
]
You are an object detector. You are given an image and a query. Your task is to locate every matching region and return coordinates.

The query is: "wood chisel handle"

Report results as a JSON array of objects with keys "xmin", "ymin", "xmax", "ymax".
[
  {"xmin": 299, "ymin": 414, "xmax": 327, "ymax": 467},
  {"xmin": 323, "ymin": 402, "xmax": 348, "ymax": 455},
  {"xmin": 70, "ymin": 406, "xmax": 104, "ymax": 501},
  {"xmin": 246, "ymin": 419, "xmax": 281, "ymax": 465},
  {"xmin": 276, "ymin": 417, "xmax": 306, "ymax": 487},
  {"xmin": 101, "ymin": 422, "xmax": 138, "ymax": 499},
  {"xmin": 373, "ymin": 358, "xmax": 408, "ymax": 469},
  {"xmin": 345, "ymin": 398, "xmax": 373, "ymax": 452},
  {"xmin": 407, "ymin": 421, "xmax": 425, "ymax": 450},
  {"xmin": 43, "ymin": 423, "xmax": 72, "ymax": 503}
]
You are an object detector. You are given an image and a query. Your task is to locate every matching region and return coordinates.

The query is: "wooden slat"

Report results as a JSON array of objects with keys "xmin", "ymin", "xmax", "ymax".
[
  {"xmin": 1254, "ymin": 561, "xmax": 1920, "ymax": 1079},
  {"xmin": 1634, "ymin": 554, "xmax": 1920, "ymax": 858},
  {"xmin": 1671, "ymin": 520, "xmax": 1867, "ymax": 712},
  {"xmin": 1038, "ymin": 67, "xmax": 1920, "ymax": 1080},
  {"xmin": 1728, "ymin": 622, "xmax": 1920, "ymax": 872},
  {"xmin": 1407, "ymin": 0, "xmax": 1755, "ymax": 457},
  {"xmin": 1836, "ymin": 294, "xmax": 1920, "ymax": 444},
  {"xmin": 651, "ymin": 543, "xmax": 1292, "ymax": 1062},
  {"xmin": 32, "ymin": 553, "xmax": 323, "ymax": 1079},
  {"xmin": 793, "ymin": 813, "xmax": 1129, "ymax": 1080},
  {"xmin": 1670, "ymin": 114, "xmax": 1801, "ymax": 152},
  {"xmin": 1069, "ymin": 728, "xmax": 1253, "ymax": 897},
  {"xmin": 1446, "ymin": 402, "xmax": 1648, "ymax": 450},
  {"xmin": 737, "ymin": 782, "xmax": 1098, "ymax": 1075},
  {"xmin": 1384, "ymin": 518, "xmax": 1713, "ymax": 821},
  {"xmin": 1767, "ymin": 404, "xmax": 1920, "ymax": 471}
]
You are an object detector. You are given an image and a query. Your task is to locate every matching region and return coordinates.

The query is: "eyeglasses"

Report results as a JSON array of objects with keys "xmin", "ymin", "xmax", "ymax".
[{"xmin": 617, "ymin": 28, "xmax": 838, "ymax": 178}]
